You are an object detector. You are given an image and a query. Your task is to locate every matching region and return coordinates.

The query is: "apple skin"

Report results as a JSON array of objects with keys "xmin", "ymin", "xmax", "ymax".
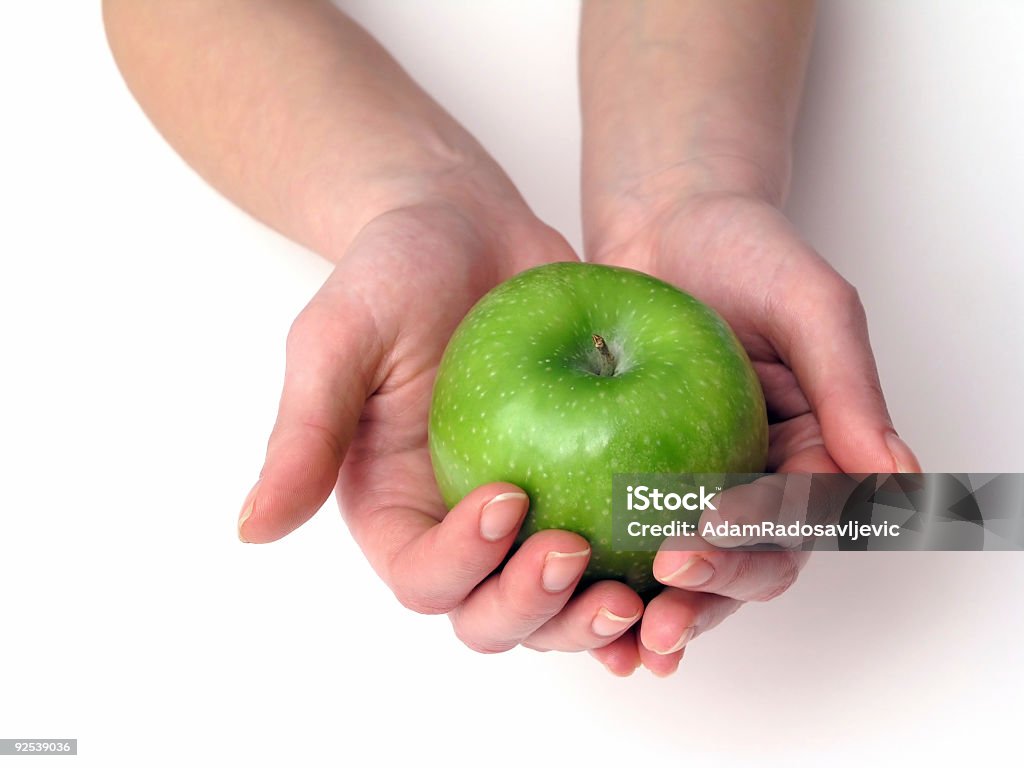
[{"xmin": 428, "ymin": 262, "xmax": 768, "ymax": 595}]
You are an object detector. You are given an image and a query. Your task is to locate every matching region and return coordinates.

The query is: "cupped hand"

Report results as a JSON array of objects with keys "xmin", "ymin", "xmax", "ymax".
[
  {"xmin": 587, "ymin": 192, "xmax": 922, "ymax": 676},
  {"xmin": 237, "ymin": 201, "xmax": 645, "ymax": 656}
]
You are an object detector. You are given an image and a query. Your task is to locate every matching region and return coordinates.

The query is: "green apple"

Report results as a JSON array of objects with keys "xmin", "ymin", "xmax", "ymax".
[{"xmin": 428, "ymin": 262, "xmax": 768, "ymax": 595}]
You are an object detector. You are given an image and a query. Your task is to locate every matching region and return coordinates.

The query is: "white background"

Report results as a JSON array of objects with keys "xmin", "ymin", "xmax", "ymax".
[{"xmin": 2, "ymin": 1, "xmax": 1023, "ymax": 765}]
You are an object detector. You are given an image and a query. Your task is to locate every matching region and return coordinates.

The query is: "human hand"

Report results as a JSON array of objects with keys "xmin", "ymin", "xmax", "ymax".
[
  {"xmin": 585, "ymin": 190, "xmax": 921, "ymax": 676},
  {"xmin": 237, "ymin": 201, "xmax": 647, "ymax": 656}
]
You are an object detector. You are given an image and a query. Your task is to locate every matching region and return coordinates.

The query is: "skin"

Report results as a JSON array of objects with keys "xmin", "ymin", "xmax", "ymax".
[
  {"xmin": 580, "ymin": 0, "xmax": 921, "ymax": 676},
  {"xmin": 104, "ymin": 0, "xmax": 920, "ymax": 677}
]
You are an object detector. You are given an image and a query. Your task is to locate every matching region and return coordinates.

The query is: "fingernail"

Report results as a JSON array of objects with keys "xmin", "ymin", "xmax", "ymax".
[
  {"xmin": 886, "ymin": 432, "xmax": 921, "ymax": 474},
  {"xmin": 592, "ymin": 606, "xmax": 641, "ymax": 637},
  {"xmin": 654, "ymin": 626, "xmax": 696, "ymax": 655},
  {"xmin": 237, "ymin": 481, "xmax": 259, "ymax": 543},
  {"xmin": 480, "ymin": 492, "xmax": 529, "ymax": 541},
  {"xmin": 541, "ymin": 548, "xmax": 590, "ymax": 593},
  {"xmin": 657, "ymin": 555, "xmax": 714, "ymax": 587}
]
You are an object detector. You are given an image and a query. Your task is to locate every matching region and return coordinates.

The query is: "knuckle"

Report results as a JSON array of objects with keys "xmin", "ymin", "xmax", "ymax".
[
  {"xmin": 463, "ymin": 637, "xmax": 516, "ymax": 655},
  {"xmin": 452, "ymin": 625, "xmax": 516, "ymax": 655},
  {"xmin": 754, "ymin": 553, "xmax": 802, "ymax": 602},
  {"xmin": 495, "ymin": 582, "xmax": 558, "ymax": 628},
  {"xmin": 383, "ymin": 533, "xmax": 479, "ymax": 617},
  {"xmin": 721, "ymin": 552, "xmax": 757, "ymax": 592},
  {"xmin": 862, "ymin": 375, "xmax": 887, "ymax": 409},
  {"xmin": 391, "ymin": 584, "xmax": 456, "ymax": 616},
  {"xmin": 831, "ymin": 277, "xmax": 865, "ymax": 316},
  {"xmin": 520, "ymin": 641, "xmax": 552, "ymax": 653},
  {"xmin": 720, "ymin": 552, "xmax": 800, "ymax": 602},
  {"xmin": 510, "ymin": 602, "xmax": 558, "ymax": 628},
  {"xmin": 285, "ymin": 308, "xmax": 318, "ymax": 356}
]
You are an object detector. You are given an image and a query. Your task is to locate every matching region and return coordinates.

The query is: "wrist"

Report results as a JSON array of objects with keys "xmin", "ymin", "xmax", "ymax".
[
  {"xmin": 583, "ymin": 150, "xmax": 788, "ymax": 263},
  {"xmin": 288, "ymin": 130, "xmax": 524, "ymax": 263},
  {"xmin": 293, "ymin": 134, "xmax": 569, "ymax": 277}
]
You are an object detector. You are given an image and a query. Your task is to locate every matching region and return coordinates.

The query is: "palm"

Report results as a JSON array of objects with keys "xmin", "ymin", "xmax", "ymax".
[
  {"xmin": 582, "ymin": 195, "xmax": 873, "ymax": 675},
  {"xmin": 336, "ymin": 247, "xmax": 486, "ymax": 546},
  {"xmin": 250, "ymin": 204, "xmax": 655, "ymax": 664},
  {"xmin": 323, "ymin": 209, "xmax": 578, "ymax": 571},
  {"xmin": 594, "ymin": 195, "xmax": 843, "ymax": 475}
]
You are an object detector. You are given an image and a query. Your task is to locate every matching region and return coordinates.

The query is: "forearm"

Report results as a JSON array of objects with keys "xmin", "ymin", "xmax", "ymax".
[
  {"xmin": 103, "ymin": 0, "xmax": 523, "ymax": 261},
  {"xmin": 580, "ymin": 0, "xmax": 815, "ymax": 252}
]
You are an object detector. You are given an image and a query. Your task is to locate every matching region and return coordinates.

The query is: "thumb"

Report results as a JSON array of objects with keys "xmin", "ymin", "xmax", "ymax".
[
  {"xmin": 772, "ymin": 276, "xmax": 921, "ymax": 475},
  {"xmin": 238, "ymin": 285, "xmax": 383, "ymax": 543}
]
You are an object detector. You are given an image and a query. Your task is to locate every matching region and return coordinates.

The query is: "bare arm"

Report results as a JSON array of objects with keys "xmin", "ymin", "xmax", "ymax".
[
  {"xmin": 103, "ymin": 0, "xmax": 525, "ymax": 261},
  {"xmin": 580, "ymin": 0, "xmax": 815, "ymax": 255},
  {"xmin": 105, "ymin": 0, "xmax": 657, "ymax": 673},
  {"xmin": 579, "ymin": 1, "xmax": 920, "ymax": 678}
]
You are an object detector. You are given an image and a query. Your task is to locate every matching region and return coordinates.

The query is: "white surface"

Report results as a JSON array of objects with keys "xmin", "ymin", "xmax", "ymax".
[{"xmin": 2, "ymin": 2, "xmax": 1022, "ymax": 765}]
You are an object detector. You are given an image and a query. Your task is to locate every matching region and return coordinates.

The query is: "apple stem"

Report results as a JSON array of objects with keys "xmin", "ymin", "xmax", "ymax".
[{"xmin": 592, "ymin": 334, "xmax": 617, "ymax": 376}]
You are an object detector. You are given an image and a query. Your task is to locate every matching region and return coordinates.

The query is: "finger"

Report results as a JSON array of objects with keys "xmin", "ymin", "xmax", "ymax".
[
  {"xmin": 698, "ymin": 472, "xmax": 825, "ymax": 548},
  {"xmin": 522, "ymin": 580, "xmax": 643, "ymax": 652},
  {"xmin": 447, "ymin": 530, "xmax": 592, "ymax": 653},
  {"xmin": 638, "ymin": 636, "xmax": 685, "ymax": 677},
  {"xmin": 589, "ymin": 632, "xmax": 642, "ymax": 677},
  {"xmin": 752, "ymin": 360, "xmax": 810, "ymax": 422},
  {"xmin": 238, "ymin": 280, "xmax": 384, "ymax": 543},
  {"xmin": 653, "ymin": 548, "xmax": 807, "ymax": 602},
  {"xmin": 767, "ymin": 413, "xmax": 841, "ymax": 473},
  {"xmin": 769, "ymin": 271, "xmax": 921, "ymax": 475},
  {"xmin": 349, "ymin": 482, "xmax": 531, "ymax": 615},
  {"xmin": 639, "ymin": 588, "xmax": 742, "ymax": 665}
]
